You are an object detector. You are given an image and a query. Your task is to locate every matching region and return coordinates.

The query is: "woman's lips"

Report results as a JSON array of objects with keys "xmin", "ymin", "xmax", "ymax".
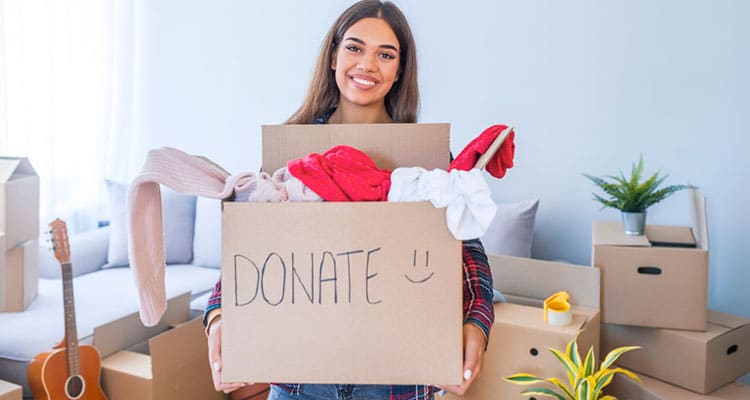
[{"xmin": 349, "ymin": 74, "xmax": 378, "ymax": 89}]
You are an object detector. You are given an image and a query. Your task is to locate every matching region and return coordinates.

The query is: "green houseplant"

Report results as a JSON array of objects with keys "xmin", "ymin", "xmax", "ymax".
[
  {"xmin": 505, "ymin": 335, "xmax": 641, "ymax": 400},
  {"xmin": 584, "ymin": 155, "xmax": 692, "ymax": 235}
]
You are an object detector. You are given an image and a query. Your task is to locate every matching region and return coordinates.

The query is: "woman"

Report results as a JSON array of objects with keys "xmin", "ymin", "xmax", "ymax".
[{"xmin": 204, "ymin": 2, "xmax": 494, "ymax": 399}]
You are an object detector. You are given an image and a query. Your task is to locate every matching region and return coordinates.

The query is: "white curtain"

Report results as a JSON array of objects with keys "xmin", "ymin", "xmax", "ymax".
[{"xmin": 0, "ymin": 0, "xmax": 138, "ymax": 234}]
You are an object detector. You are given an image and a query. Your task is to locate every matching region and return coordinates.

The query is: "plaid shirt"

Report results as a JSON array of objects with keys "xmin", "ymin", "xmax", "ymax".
[{"xmin": 204, "ymin": 238, "xmax": 494, "ymax": 400}]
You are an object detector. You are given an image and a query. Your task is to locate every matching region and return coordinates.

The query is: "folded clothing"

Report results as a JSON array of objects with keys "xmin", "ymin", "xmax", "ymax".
[{"xmin": 287, "ymin": 145, "xmax": 391, "ymax": 201}]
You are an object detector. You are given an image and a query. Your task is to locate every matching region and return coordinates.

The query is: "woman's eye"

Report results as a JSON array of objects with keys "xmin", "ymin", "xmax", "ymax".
[
  {"xmin": 345, "ymin": 45, "xmax": 361, "ymax": 53},
  {"xmin": 379, "ymin": 53, "xmax": 396, "ymax": 60}
]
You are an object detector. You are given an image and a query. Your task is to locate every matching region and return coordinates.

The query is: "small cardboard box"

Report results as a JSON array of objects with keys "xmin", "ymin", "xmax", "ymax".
[
  {"xmin": 592, "ymin": 189, "xmax": 708, "ymax": 330},
  {"xmin": 221, "ymin": 123, "xmax": 464, "ymax": 385},
  {"xmin": 0, "ymin": 157, "xmax": 40, "ymax": 250},
  {"xmin": 607, "ymin": 371, "xmax": 750, "ymax": 400},
  {"xmin": 444, "ymin": 255, "xmax": 601, "ymax": 400},
  {"xmin": 601, "ymin": 310, "xmax": 750, "ymax": 394},
  {"xmin": 1, "ymin": 238, "xmax": 39, "ymax": 312},
  {"xmin": 95, "ymin": 293, "xmax": 222, "ymax": 400},
  {"xmin": 0, "ymin": 380, "xmax": 22, "ymax": 400}
]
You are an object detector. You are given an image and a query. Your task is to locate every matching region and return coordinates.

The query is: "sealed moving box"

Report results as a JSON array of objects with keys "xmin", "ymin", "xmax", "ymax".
[
  {"xmin": 222, "ymin": 124, "xmax": 464, "ymax": 385},
  {"xmin": 95, "ymin": 293, "xmax": 222, "ymax": 400},
  {"xmin": 444, "ymin": 256, "xmax": 601, "ymax": 399},
  {"xmin": 607, "ymin": 371, "xmax": 750, "ymax": 400},
  {"xmin": 0, "ymin": 157, "xmax": 39, "ymax": 250},
  {"xmin": 592, "ymin": 189, "xmax": 708, "ymax": 330},
  {"xmin": 0, "ymin": 380, "xmax": 22, "ymax": 400},
  {"xmin": 602, "ymin": 310, "xmax": 750, "ymax": 394},
  {"xmin": 1, "ymin": 238, "xmax": 38, "ymax": 312}
]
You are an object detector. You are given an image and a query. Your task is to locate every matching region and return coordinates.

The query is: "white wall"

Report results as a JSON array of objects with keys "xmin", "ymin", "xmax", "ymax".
[{"xmin": 129, "ymin": 0, "xmax": 749, "ymax": 336}]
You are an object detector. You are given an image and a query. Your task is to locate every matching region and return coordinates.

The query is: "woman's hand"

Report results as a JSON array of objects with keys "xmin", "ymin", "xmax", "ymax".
[
  {"xmin": 207, "ymin": 316, "xmax": 251, "ymax": 393},
  {"xmin": 438, "ymin": 323, "xmax": 487, "ymax": 396}
]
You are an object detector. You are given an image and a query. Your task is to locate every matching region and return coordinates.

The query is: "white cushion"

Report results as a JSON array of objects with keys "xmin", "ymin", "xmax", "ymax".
[
  {"xmin": 106, "ymin": 180, "xmax": 196, "ymax": 267},
  {"xmin": 481, "ymin": 199, "xmax": 539, "ymax": 257}
]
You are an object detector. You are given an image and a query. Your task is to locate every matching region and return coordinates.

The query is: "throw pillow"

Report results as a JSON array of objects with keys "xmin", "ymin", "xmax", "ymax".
[
  {"xmin": 192, "ymin": 197, "xmax": 222, "ymax": 268},
  {"xmin": 480, "ymin": 199, "xmax": 539, "ymax": 258},
  {"xmin": 106, "ymin": 180, "xmax": 197, "ymax": 267}
]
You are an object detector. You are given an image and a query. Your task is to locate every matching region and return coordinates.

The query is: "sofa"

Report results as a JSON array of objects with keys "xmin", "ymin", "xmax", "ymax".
[
  {"xmin": 0, "ymin": 183, "xmax": 227, "ymax": 398},
  {"xmin": 0, "ymin": 178, "xmax": 539, "ymax": 398}
]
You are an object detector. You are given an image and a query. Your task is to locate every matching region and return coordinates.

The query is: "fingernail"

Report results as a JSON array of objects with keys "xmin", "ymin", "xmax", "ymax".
[
  {"xmin": 464, "ymin": 369, "xmax": 472, "ymax": 380},
  {"xmin": 437, "ymin": 389, "xmax": 446, "ymax": 396},
  {"xmin": 213, "ymin": 361, "xmax": 220, "ymax": 372}
]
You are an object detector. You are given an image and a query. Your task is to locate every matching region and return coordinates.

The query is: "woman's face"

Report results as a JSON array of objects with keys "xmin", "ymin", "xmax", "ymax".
[{"xmin": 331, "ymin": 17, "xmax": 400, "ymax": 109}]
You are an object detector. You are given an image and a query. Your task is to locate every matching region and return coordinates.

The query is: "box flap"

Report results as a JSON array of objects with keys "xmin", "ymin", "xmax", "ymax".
[
  {"xmin": 93, "ymin": 292, "xmax": 191, "ymax": 358},
  {"xmin": 148, "ymin": 318, "xmax": 205, "ymax": 378},
  {"xmin": 489, "ymin": 255, "xmax": 600, "ymax": 310},
  {"xmin": 592, "ymin": 221, "xmax": 651, "ymax": 247},
  {"xmin": 0, "ymin": 157, "xmax": 37, "ymax": 182},
  {"xmin": 261, "ymin": 123, "xmax": 450, "ymax": 172},
  {"xmin": 645, "ymin": 225, "xmax": 696, "ymax": 247},
  {"xmin": 689, "ymin": 189, "xmax": 709, "ymax": 250},
  {"xmin": 495, "ymin": 302, "xmax": 590, "ymax": 334},
  {"xmin": 101, "ymin": 350, "xmax": 153, "ymax": 379},
  {"xmin": 708, "ymin": 310, "xmax": 750, "ymax": 330}
]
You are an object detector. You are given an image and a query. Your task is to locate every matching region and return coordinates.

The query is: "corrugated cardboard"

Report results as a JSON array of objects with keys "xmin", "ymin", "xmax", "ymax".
[
  {"xmin": 601, "ymin": 310, "xmax": 750, "ymax": 394},
  {"xmin": 1, "ymin": 238, "xmax": 39, "ymax": 312},
  {"xmin": 262, "ymin": 123, "xmax": 450, "ymax": 172},
  {"xmin": 0, "ymin": 380, "xmax": 22, "ymax": 400},
  {"xmin": 592, "ymin": 189, "xmax": 708, "ymax": 330},
  {"xmin": 221, "ymin": 124, "xmax": 462, "ymax": 385},
  {"xmin": 444, "ymin": 255, "xmax": 601, "ymax": 400},
  {"xmin": 97, "ymin": 293, "xmax": 222, "ymax": 400},
  {"xmin": 607, "ymin": 371, "xmax": 750, "ymax": 400},
  {"xmin": 0, "ymin": 157, "xmax": 40, "ymax": 250},
  {"xmin": 229, "ymin": 383, "xmax": 271, "ymax": 400}
]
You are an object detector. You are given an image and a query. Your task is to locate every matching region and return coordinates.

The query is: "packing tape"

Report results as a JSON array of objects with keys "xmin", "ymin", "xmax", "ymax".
[{"xmin": 544, "ymin": 291, "xmax": 572, "ymax": 326}]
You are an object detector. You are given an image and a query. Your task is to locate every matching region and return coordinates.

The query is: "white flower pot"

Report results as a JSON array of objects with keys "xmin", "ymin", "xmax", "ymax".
[{"xmin": 621, "ymin": 211, "xmax": 646, "ymax": 236}]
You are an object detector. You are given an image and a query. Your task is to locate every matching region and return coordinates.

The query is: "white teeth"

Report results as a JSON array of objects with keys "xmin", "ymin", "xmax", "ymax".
[{"xmin": 352, "ymin": 77, "xmax": 375, "ymax": 86}]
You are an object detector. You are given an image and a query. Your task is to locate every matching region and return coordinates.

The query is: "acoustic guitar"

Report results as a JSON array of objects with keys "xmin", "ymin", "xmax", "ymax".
[{"xmin": 28, "ymin": 219, "xmax": 107, "ymax": 400}]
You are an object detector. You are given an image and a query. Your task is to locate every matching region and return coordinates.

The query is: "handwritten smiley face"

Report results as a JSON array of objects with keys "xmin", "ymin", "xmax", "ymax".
[{"xmin": 405, "ymin": 249, "xmax": 435, "ymax": 284}]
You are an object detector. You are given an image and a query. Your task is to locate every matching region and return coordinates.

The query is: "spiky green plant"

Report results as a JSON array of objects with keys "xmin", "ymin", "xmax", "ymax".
[
  {"xmin": 504, "ymin": 334, "xmax": 640, "ymax": 400},
  {"xmin": 583, "ymin": 156, "xmax": 693, "ymax": 213}
]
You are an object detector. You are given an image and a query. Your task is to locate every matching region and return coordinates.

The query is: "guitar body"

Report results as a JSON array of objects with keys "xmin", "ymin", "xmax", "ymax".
[{"xmin": 28, "ymin": 344, "xmax": 107, "ymax": 400}]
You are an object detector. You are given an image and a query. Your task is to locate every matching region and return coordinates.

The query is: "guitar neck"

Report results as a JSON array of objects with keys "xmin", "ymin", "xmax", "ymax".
[{"xmin": 61, "ymin": 262, "xmax": 81, "ymax": 376}]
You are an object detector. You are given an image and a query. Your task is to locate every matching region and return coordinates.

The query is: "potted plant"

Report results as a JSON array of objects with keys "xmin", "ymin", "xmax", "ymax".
[
  {"xmin": 505, "ymin": 335, "xmax": 641, "ymax": 400},
  {"xmin": 584, "ymin": 155, "xmax": 693, "ymax": 235}
]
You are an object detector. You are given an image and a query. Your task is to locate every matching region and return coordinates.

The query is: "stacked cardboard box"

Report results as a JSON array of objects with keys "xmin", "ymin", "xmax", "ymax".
[
  {"xmin": 594, "ymin": 190, "xmax": 750, "ymax": 395},
  {"xmin": 444, "ymin": 255, "xmax": 601, "ymax": 399},
  {"xmin": 0, "ymin": 380, "xmax": 22, "ymax": 400},
  {"xmin": 607, "ymin": 370, "xmax": 750, "ymax": 400},
  {"xmin": 0, "ymin": 157, "xmax": 40, "ymax": 312}
]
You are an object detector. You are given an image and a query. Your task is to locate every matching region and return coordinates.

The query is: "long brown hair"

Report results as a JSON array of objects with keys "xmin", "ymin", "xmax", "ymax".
[{"xmin": 286, "ymin": 0, "xmax": 419, "ymax": 124}]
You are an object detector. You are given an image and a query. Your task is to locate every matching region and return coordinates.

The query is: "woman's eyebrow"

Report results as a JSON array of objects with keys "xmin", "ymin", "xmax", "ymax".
[{"xmin": 344, "ymin": 36, "xmax": 399, "ymax": 52}]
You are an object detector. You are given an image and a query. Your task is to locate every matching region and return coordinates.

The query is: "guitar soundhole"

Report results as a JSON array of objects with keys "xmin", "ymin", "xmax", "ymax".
[{"xmin": 65, "ymin": 375, "xmax": 85, "ymax": 399}]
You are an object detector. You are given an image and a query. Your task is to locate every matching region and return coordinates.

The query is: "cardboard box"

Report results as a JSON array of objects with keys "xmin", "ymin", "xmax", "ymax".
[
  {"xmin": 95, "ymin": 293, "xmax": 222, "ymax": 400},
  {"xmin": 0, "ymin": 157, "xmax": 39, "ymax": 250},
  {"xmin": 229, "ymin": 383, "xmax": 271, "ymax": 400},
  {"xmin": 601, "ymin": 310, "xmax": 750, "ymax": 394},
  {"xmin": 607, "ymin": 371, "xmax": 750, "ymax": 400},
  {"xmin": 1, "ymin": 238, "xmax": 39, "ymax": 312},
  {"xmin": 221, "ymin": 124, "xmax": 464, "ymax": 385},
  {"xmin": 592, "ymin": 189, "xmax": 708, "ymax": 330},
  {"xmin": 0, "ymin": 380, "xmax": 22, "ymax": 400},
  {"xmin": 444, "ymin": 255, "xmax": 601, "ymax": 400}
]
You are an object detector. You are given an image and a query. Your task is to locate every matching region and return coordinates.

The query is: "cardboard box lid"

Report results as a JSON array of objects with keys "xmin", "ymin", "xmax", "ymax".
[
  {"xmin": 496, "ymin": 302, "xmax": 593, "ymax": 334},
  {"xmin": 261, "ymin": 123, "xmax": 450, "ymax": 172},
  {"xmin": 489, "ymin": 255, "xmax": 600, "ymax": 310},
  {"xmin": 0, "ymin": 157, "xmax": 37, "ymax": 182},
  {"xmin": 148, "ymin": 318, "xmax": 206, "ymax": 379},
  {"xmin": 608, "ymin": 371, "xmax": 750, "ymax": 400},
  {"xmin": 93, "ymin": 292, "xmax": 191, "ymax": 358},
  {"xmin": 592, "ymin": 189, "xmax": 707, "ymax": 250}
]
